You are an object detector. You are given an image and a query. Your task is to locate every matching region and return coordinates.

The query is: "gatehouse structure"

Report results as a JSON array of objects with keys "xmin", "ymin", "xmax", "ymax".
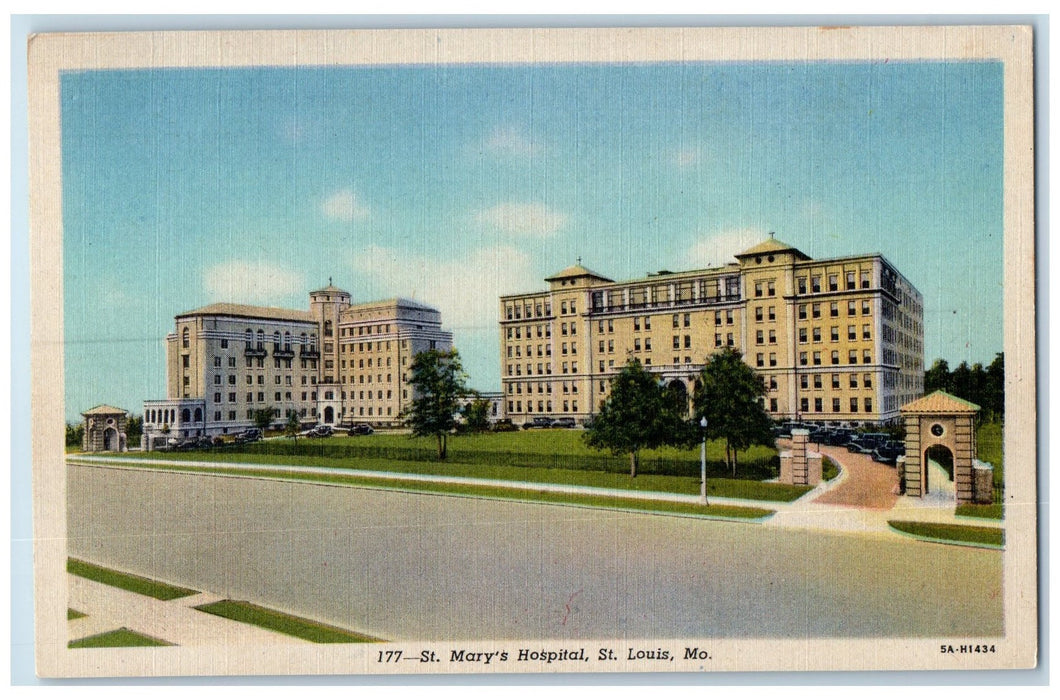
[
  {"xmin": 899, "ymin": 390, "xmax": 993, "ymax": 505},
  {"xmin": 80, "ymin": 405, "xmax": 129, "ymax": 452}
]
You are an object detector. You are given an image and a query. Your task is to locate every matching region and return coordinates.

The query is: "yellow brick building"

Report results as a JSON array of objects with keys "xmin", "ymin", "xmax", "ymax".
[{"xmin": 499, "ymin": 236, "xmax": 923, "ymax": 427}]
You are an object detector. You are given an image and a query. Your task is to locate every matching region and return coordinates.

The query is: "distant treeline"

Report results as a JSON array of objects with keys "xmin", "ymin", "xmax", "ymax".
[{"xmin": 924, "ymin": 353, "xmax": 1004, "ymax": 422}]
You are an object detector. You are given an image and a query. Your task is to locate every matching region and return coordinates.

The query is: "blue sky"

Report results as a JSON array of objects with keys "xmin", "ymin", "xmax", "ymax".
[{"xmin": 61, "ymin": 60, "xmax": 1004, "ymax": 421}]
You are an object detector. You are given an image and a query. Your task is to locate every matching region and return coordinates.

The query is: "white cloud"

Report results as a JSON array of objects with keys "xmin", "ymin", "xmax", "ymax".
[
  {"xmin": 685, "ymin": 228, "xmax": 770, "ymax": 267},
  {"xmin": 672, "ymin": 147, "xmax": 701, "ymax": 169},
  {"xmin": 321, "ymin": 189, "xmax": 370, "ymax": 222},
  {"xmin": 484, "ymin": 126, "xmax": 541, "ymax": 157},
  {"xmin": 203, "ymin": 260, "xmax": 306, "ymax": 306},
  {"xmin": 474, "ymin": 202, "xmax": 567, "ymax": 237},
  {"xmin": 351, "ymin": 244, "xmax": 537, "ymax": 330}
]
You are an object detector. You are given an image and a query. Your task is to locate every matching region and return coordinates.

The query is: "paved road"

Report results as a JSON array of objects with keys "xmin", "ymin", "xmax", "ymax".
[{"xmin": 67, "ymin": 463, "xmax": 1002, "ymax": 641}]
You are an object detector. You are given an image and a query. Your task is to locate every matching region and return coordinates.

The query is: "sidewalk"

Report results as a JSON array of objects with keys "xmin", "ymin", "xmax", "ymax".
[{"xmin": 68, "ymin": 573, "xmax": 305, "ymax": 646}]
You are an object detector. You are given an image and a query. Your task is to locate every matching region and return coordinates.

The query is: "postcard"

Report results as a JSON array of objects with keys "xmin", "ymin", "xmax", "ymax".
[{"xmin": 28, "ymin": 25, "xmax": 1036, "ymax": 677}]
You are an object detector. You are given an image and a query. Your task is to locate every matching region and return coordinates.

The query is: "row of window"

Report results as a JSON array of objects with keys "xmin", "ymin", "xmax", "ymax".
[
  {"xmin": 794, "ymin": 373, "xmax": 875, "ymax": 390},
  {"xmin": 798, "ymin": 300, "xmax": 872, "ymax": 320},
  {"xmin": 507, "ymin": 399, "xmax": 580, "ymax": 414},
  {"xmin": 795, "ymin": 325, "xmax": 872, "ymax": 344},
  {"xmin": 505, "ymin": 300, "xmax": 554, "ymax": 320},
  {"xmin": 795, "ymin": 270, "xmax": 872, "ymax": 295},
  {"xmin": 797, "ymin": 397, "xmax": 874, "ymax": 413},
  {"xmin": 341, "ymin": 324, "xmax": 393, "ymax": 337},
  {"xmin": 507, "ymin": 325, "xmax": 553, "ymax": 340}
]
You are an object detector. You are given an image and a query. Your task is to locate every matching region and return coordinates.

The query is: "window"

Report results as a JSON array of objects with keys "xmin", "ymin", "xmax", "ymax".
[
  {"xmin": 799, "ymin": 352, "xmax": 808, "ymax": 366},
  {"xmin": 846, "ymin": 271, "xmax": 856, "ymax": 290},
  {"xmin": 831, "ymin": 350, "xmax": 840, "ymax": 365},
  {"xmin": 800, "ymin": 375, "xmax": 809, "ymax": 389},
  {"xmin": 756, "ymin": 353, "xmax": 764, "ymax": 367},
  {"xmin": 644, "ymin": 317, "xmax": 651, "ymax": 330},
  {"xmin": 770, "ymin": 398, "xmax": 778, "ymax": 412},
  {"xmin": 832, "ymin": 374, "xmax": 840, "ymax": 389},
  {"xmin": 833, "ymin": 398, "xmax": 841, "ymax": 412},
  {"xmin": 756, "ymin": 330, "xmax": 764, "ymax": 345},
  {"xmin": 848, "ymin": 325, "xmax": 857, "ymax": 340},
  {"xmin": 865, "ymin": 398, "xmax": 873, "ymax": 412},
  {"xmin": 831, "ymin": 326, "xmax": 839, "ymax": 342},
  {"xmin": 769, "ymin": 353, "xmax": 777, "ymax": 367},
  {"xmin": 863, "ymin": 373, "xmax": 873, "ymax": 388},
  {"xmin": 673, "ymin": 336, "xmax": 681, "ymax": 349},
  {"xmin": 726, "ymin": 333, "xmax": 734, "ymax": 347},
  {"xmin": 814, "ymin": 398, "xmax": 823, "ymax": 413},
  {"xmin": 754, "ymin": 282, "xmax": 763, "ymax": 298},
  {"xmin": 812, "ymin": 327, "xmax": 821, "ymax": 343},
  {"xmin": 214, "ymin": 392, "xmax": 221, "ymax": 403},
  {"xmin": 755, "ymin": 307, "xmax": 763, "ymax": 322},
  {"xmin": 813, "ymin": 374, "xmax": 822, "ymax": 389},
  {"xmin": 768, "ymin": 330, "xmax": 776, "ymax": 344},
  {"xmin": 767, "ymin": 281, "xmax": 775, "ymax": 296},
  {"xmin": 799, "ymin": 328, "xmax": 807, "ymax": 344},
  {"xmin": 863, "ymin": 349, "xmax": 871, "ymax": 364},
  {"xmin": 183, "ymin": 355, "xmax": 190, "ymax": 369},
  {"xmin": 768, "ymin": 306, "xmax": 776, "ymax": 321},
  {"xmin": 715, "ymin": 311, "xmax": 722, "ymax": 325},
  {"xmin": 861, "ymin": 270, "xmax": 871, "ymax": 289},
  {"xmin": 214, "ymin": 356, "xmax": 221, "ymax": 368},
  {"xmin": 812, "ymin": 276, "xmax": 821, "ymax": 293},
  {"xmin": 672, "ymin": 314, "xmax": 680, "ymax": 328},
  {"xmin": 812, "ymin": 351, "xmax": 821, "ymax": 366},
  {"xmin": 726, "ymin": 310, "xmax": 734, "ymax": 325},
  {"xmin": 849, "ymin": 375, "xmax": 859, "ymax": 388},
  {"xmin": 768, "ymin": 376, "xmax": 777, "ymax": 390},
  {"xmin": 801, "ymin": 398, "xmax": 809, "ymax": 413},
  {"xmin": 214, "ymin": 374, "xmax": 221, "ymax": 385},
  {"xmin": 828, "ymin": 274, "xmax": 838, "ymax": 291},
  {"xmin": 849, "ymin": 350, "xmax": 858, "ymax": 364},
  {"xmin": 863, "ymin": 324, "xmax": 871, "ymax": 340},
  {"xmin": 221, "ymin": 339, "xmax": 229, "ymax": 349},
  {"xmin": 182, "ymin": 327, "xmax": 190, "ymax": 349},
  {"xmin": 715, "ymin": 334, "xmax": 722, "ymax": 348},
  {"xmin": 830, "ymin": 302, "xmax": 839, "ymax": 318},
  {"xmin": 683, "ymin": 313, "xmax": 691, "ymax": 327},
  {"xmin": 862, "ymin": 300, "xmax": 871, "ymax": 315},
  {"xmin": 848, "ymin": 301, "xmax": 857, "ymax": 315},
  {"xmin": 812, "ymin": 304, "xmax": 821, "ymax": 319},
  {"xmin": 850, "ymin": 397, "xmax": 859, "ymax": 413}
]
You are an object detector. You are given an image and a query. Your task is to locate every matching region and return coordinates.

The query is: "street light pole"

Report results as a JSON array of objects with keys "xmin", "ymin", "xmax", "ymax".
[{"xmin": 700, "ymin": 416, "xmax": 709, "ymax": 504}]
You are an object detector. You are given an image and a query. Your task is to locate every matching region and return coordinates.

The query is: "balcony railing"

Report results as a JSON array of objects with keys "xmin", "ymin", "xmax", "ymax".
[
  {"xmin": 300, "ymin": 348, "xmax": 320, "ymax": 359},
  {"xmin": 244, "ymin": 345, "xmax": 267, "ymax": 358}
]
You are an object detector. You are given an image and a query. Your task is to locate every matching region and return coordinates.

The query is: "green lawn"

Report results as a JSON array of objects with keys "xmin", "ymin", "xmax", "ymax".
[
  {"xmin": 114, "ymin": 460, "xmax": 778, "ymax": 519},
  {"xmin": 887, "ymin": 520, "xmax": 1004, "ymax": 547},
  {"xmin": 103, "ymin": 448, "xmax": 806, "ymax": 502},
  {"xmin": 955, "ymin": 503, "xmax": 1004, "ymax": 520},
  {"xmin": 194, "ymin": 600, "xmax": 382, "ymax": 643},
  {"xmin": 69, "ymin": 628, "xmax": 173, "ymax": 648},
  {"xmin": 67, "ymin": 558, "xmax": 199, "ymax": 601}
]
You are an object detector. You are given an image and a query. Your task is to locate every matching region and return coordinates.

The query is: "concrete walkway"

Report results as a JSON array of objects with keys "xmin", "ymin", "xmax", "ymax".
[{"xmin": 68, "ymin": 573, "xmax": 306, "ymax": 646}]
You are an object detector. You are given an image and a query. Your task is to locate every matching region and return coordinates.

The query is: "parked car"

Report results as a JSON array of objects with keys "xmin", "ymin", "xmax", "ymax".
[
  {"xmin": 871, "ymin": 441, "xmax": 905, "ymax": 465},
  {"xmin": 522, "ymin": 416, "xmax": 555, "ymax": 429},
  {"xmin": 234, "ymin": 428, "xmax": 263, "ymax": 444},
  {"xmin": 846, "ymin": 432, "xmax": 890, "ymax": 454},
  {"xmin": 822, "ymin": 428, "xmax": 855, "ymax": 446},
  {"xmin": 552, "ymin": 417, "xmax": 577, "ymax": 428},
  {"xmin": 491, "ymin": 419, "xmax": 518, "ymax": 432},
  {"xmin": 348, "ymin": 423, "xmax": 374, "ymax": 436},
  {"xmin": 173, "ymin": 437, "xmax": 200, "ymax": 450},
  {"xmin": 301, "ymin": 425, "xmax": 333, "ymax": 438}
]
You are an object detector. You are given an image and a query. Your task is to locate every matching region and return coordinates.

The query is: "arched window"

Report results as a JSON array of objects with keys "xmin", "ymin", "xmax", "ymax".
[
  {"xmin": 245, "ymin": 328, "xmax": 253, "ymax": 348},
  {"xmin": 300, "ymin": 332, "xmax": 307, "ymax": 347},
  {"xmin": 181, "ymin": 408, "xmax": 190, "ymax": 423},
  {"xmin": 193, "ymin": 408, "xmax": 202, "ymax": 422},
  {"xmin": 310, "ymin": 334, "xmax": 317, "ymax": 352},
  {"xmin": 284, "ymin": 331, "xmax": 291, "ymax": 351},
  {"xmin": 256, "ymin": 330, "xmax": 264, "ymax": 349}
]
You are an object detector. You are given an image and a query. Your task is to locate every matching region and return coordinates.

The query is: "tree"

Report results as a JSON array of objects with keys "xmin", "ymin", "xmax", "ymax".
[
  {"xmin": 692, "ymin": 348, "xmax": 774, "ymax": 477},
  {"xmin": 583, "ymin": 358, "xmax": 690, "ymax": 478},
  {"xmin": 125, "ymin": 415, "xmax": 143, "ymax": 446},
  {"xmin": 404, "ymin": 348, "xmax": 468, "ymax": 459},
  {"xmin": 924, "ymin": 358, "xmax": 951, "ymax": 394},
  {"xmin": 462, "ymin": 393, "xmax": 492, "ymax": 434},
  {"xmin": 985, "ymin": 352, "xmax": 1005, "ymax": 421},
  {"xmin": 65, "ymin": 423, "xmax": 84, "ymax": 449},
  {"xmin": 284, "ymin": 411, "xmax": 302, "ymax": 442},
  {"xmin": 253, "ymin": 407, "xmax": 274, "ymax": 432}
]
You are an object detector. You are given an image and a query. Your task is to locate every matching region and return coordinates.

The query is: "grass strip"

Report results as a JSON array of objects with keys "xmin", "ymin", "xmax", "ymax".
[
  {"xmin": 114, "ymin": 460, "xmax": 775, "ymax": 520},
  {"xmin": 69, "ymin": 627, "xmax": 173, "ymax": 648},
  {"xmin": 67, "ymin": 609, "xmax": 87, "ymax": 620},
  {"xmin": 104, "ymin": 451, "xmax": 808, "ymax": 502},
  {"xmin": 194, "ymin": 600, "xmax": 382, "ymax": 643},
  {"xmin": 955, "ymin": 503, "xmax": 1004, "ymax": 520},
  {"xmin": 887, "ymin": 520, "xmax": 1004, "ymax": 547},
  {"xmin": 67, "ymin": 558, "xmax": 199, "ymax": 600}
]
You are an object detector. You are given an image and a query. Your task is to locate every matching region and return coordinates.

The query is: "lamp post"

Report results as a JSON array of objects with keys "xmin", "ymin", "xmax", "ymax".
[{"xmin": 699, "ymin": 416, "xmax": 709, "ymax": 504}]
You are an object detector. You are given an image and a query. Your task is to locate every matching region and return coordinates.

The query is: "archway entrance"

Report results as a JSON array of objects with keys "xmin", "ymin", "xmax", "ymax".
[
  {"xmin": 103, "ymin": 427, "xmax": 117, "ymax": 451},
  {"xmin": 665, "ymin": 380, "xmax": 689, "ymax": 417},
  {"xmin": 323, "ymin": 406, "xmax": 334, "ymax": 424},
  {"xmin": 900, "ymin": 390, "xmax": 989, "ymax": 504}
]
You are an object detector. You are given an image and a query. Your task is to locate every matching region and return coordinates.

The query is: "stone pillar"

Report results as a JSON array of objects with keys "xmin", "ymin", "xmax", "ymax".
[
  {"xmin": 973, "ymin": 461, "xmax": 995, "ymax": 505},
  {"xmin": 903, "ymin": 414, "xmax": 924, "ymax": 497},
  {"xmin": 790, "ymin": 429, "xmax": 809, "ymax": 484}
]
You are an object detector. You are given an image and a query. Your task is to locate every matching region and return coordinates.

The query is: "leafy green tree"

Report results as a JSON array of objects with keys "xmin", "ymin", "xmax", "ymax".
[
  {"xmin": 692, "ymin": 348, "xmax": 774, "ymax": 477},
  {"xmin": 284, "ymin": 411, "xmax": 302, "ymax": 442},
  {"xmin": 583, "ymin": 358, "xmax": 690, "ymax": 478},
  {"xmin": 404, "ymin": 348, "xmax": 468, "ymax": 459},
  {"xmin": 462, "ymin": 394, "xmax": 492, "ymax": 434},
  {"xmin": 125, "ymin": 415, "xmax": 143, "ymax": 446},
  {"xmin": 253, "ymin": 407, "xmax": 274, "ymax": 431},
  {"xmin": 924, "ymin": 358, "xmax": 951, "ymax": 394},
  {"xmin": 985, "ymin": 352, "xmax": 1005, "ymax": 421},
  {"xmin": 65, "ymin": 423, "xmax": 84, "ymax": 449}
]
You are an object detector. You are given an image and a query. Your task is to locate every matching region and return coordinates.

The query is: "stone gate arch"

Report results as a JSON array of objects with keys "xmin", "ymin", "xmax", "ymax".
[{"xmin": 899, "ymin": 391, "xmax": 992, "ymax": 505}]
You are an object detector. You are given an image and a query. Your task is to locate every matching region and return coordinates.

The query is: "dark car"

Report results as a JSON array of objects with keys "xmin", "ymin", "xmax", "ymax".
[
  {"xmin": 552, "ymin": 417, "xmax": 577, "ymax": 428},
  {"xmin": 523, "ymin": 416, "xmax": 554, "ymax": 429},
  {"xmin": 348, "ymin": 423, "xmax": 374, "ymax": 436},
  {"xmin": 846, "ymin": 432, "xmax": 889, "ymax": 454},
  {"xmin": 491, "ymin": 419, "xmax": 518, "ymax": 432},
  {"xmin": 173, "ymin": 437, "xmax": 200, "ymax": 450},
  {"xmin": 234, "ymin": 428, "xmax": 263, "ymax": 444},
  {"xmin": 306, "ymin": 425, "xmax": 333, "ymax": 438},
  {"xmin": 871, "ymin": 441, "xmax": 905, "ymax": 465}
]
